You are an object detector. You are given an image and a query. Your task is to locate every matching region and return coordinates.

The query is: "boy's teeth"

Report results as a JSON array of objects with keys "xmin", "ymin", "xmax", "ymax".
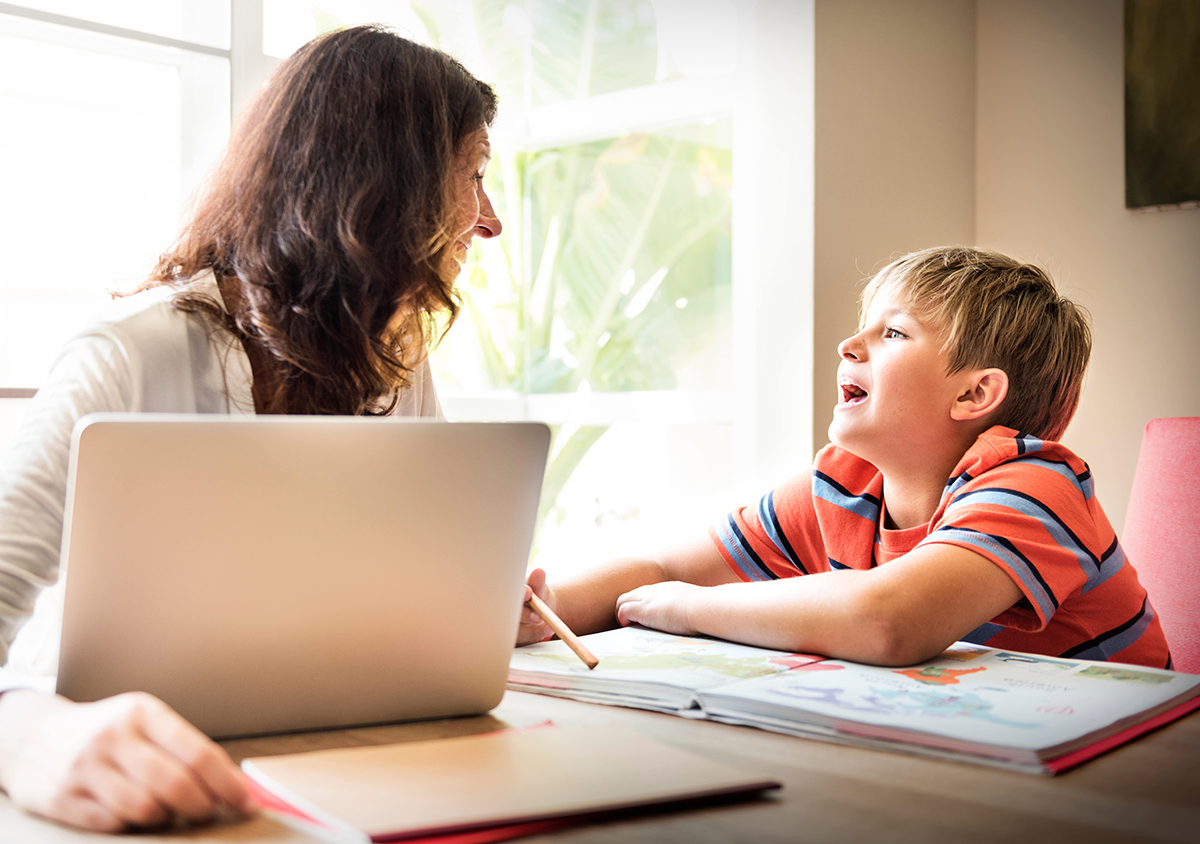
[{"xmin": 839, "ymin": 382, "xmax": 867, "ymax": 404}]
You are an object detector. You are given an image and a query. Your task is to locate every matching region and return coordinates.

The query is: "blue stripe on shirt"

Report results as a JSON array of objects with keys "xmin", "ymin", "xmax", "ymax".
[
  {"xmin": 1005, "ymin": 455, "xmax": 1096, "ymax": 502},
  {"xmin": 1015, "ymin": 432, "xmax": 1044, "ymax": 455},
  {"xmin": 1060, "ymin": 598, "xmax": 1156, "ymax": 661},
  {"xmin": 716, "ymin": 515, "xmax": 778, "ymax": 581},
  {"xmin": 755, "ymin": 491, "xmax": 807, "ymax": 574},
  {"xmin": 942, "ymin": 469, "xmax": 975, "ymax": 504},
  {"xmin": 812, "ymin": 470, "xmax": 881, "ymax": 522},
  {"xmin": 924, "ymin": 526, "xmax": 1058, "ymax": 620},
  {"xmin": 946, "ymin": 487, "xmax": 1120, "ymax": 592},
  {"xmin": 961, "ymin": 621, "xmax": 1005, "ymax": 645}
]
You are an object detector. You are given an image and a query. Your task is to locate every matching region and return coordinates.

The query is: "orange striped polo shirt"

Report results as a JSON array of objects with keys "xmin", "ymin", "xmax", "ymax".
[{"xmin": 710, "ymin": 426, "xmax": 1171, "ymax": 668}]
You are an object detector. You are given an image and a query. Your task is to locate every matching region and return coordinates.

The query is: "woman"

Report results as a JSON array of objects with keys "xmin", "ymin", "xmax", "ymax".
[{"xmin": 0, "ymin": 26, "xmax": 500, "ymax": 831}]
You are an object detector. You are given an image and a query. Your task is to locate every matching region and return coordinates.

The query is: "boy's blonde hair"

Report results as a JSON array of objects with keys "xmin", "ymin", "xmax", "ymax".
[{"xmin": 862, "ymin": 246, "xmax": 1092, "ymax": 441}]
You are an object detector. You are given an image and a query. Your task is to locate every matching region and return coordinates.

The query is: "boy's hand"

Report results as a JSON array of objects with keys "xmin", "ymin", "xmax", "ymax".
[
  {"xmin": 614, "ymin": 581, "xmax": 703, "ymax": 635},
  {"xmin": 0, "ymin": 689, "xmax": 256, "ymax": 832},
  {"xmin": 517, "ymin": 568, "xmax": 556, "ymax": 645}
]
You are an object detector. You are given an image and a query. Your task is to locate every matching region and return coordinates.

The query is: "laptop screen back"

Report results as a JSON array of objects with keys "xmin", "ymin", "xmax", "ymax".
[{"xmin": 56, "ymin": 415, "xmax": 549, "ymax": 738}]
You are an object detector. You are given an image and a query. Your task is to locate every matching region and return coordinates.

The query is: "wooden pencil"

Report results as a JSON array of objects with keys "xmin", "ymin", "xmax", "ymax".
[{"xmin": 527, "ymin": 592, "xmax": 599, "ymax": 670}]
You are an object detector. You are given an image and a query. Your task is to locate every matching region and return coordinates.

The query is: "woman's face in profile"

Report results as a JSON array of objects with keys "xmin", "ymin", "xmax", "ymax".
[{"xmin": 448, "ymin": 129, "xmax": 502, "ymax": 271}]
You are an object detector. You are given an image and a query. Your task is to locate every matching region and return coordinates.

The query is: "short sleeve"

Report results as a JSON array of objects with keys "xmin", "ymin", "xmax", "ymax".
[
  {"xmin": 709, "ymin": 472, "xmax": 824, "ymax": 581},
  {"xmin": 918, "ymin": 457, "xmax": 1104, "ymax": 632}
]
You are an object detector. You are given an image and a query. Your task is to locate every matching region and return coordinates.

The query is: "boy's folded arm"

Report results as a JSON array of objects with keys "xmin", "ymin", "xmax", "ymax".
[
  {"xmin": 617, "ymin": 544, "xmax": 1022, "ymax": 666},
  {"xmin": 546, "ymin": 536, "xmax": 739, "ymax": 636}
]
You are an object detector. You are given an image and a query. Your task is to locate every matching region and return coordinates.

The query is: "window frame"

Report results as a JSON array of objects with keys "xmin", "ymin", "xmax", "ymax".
[
  {"xmin": 0, "ymin": 0, "xmax": 819, "ymax": 500},
  {"xmin": 0, "ymin": 0, "xmax": 250, "ymax": 395}
]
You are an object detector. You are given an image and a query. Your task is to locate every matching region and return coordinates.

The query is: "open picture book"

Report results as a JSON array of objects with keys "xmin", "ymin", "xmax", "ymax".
[{"xmin": 508, "ymin": 627, "xmax": 1200, "ymax": 774}]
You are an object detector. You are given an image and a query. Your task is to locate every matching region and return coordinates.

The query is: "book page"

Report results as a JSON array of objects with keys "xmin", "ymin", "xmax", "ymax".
[
  {"xmin": 510, "ymin": 627, "xmax": 823, "ymax": 705},
  {"xmin": 700, "ymin": 644, "xmax": 1200, "ymax": 753}
]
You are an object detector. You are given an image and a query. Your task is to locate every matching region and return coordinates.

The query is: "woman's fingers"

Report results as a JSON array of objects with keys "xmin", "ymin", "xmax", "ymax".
[
  {"xmin": 0, "ymin": 690, "xmax": 255, "ymax": 832},
  {"xmin": 45, "ymin": 791, "xmax": 124, "ymax": 834},
  {"xmin": 131, "ymin": 694, "xmax": 255, "ymax": 816},
  {"xmin": 110, "ymin": 728, "xmax": 216, "ymax": 822},
  {"xmin": 82, "ymin": 757, "xmax": 171, "ymax": 828}
]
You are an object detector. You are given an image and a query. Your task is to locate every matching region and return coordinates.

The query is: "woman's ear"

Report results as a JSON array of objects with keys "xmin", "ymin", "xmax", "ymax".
[{"xmin": 951, "ymin": 368, "xmax": 1008, "ymax": 422}]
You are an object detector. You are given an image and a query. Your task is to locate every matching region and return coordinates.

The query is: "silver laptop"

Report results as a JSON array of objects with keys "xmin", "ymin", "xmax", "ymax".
[{"xmin": 56, "ymin": 414, "xmax": 549, "ymax": 738}]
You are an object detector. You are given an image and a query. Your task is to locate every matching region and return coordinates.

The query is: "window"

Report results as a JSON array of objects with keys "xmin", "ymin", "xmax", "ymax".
[
  {"xmin": 1, "ymin": 1, "xmax": 816, "ymax": 570},
  {"xmin": 0, "ymin": 2, "xmax": 231, "ymax": 389},
  {"xmin": 264, "ymin": 1, "xmax": 739, "ymax": 566}
]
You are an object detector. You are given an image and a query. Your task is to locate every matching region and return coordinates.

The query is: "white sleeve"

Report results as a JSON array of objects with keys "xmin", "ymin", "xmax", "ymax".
[
  {"xmin": 0, "ymin": 332, "xmax": 135, "ymax": 666},
  {"xmin": 417, "ymin": 358, "xmax": 445, "ymax": 419},
  {"xmin": 389, "ymin": 356, "xmax": 444, "ymax": 419}
]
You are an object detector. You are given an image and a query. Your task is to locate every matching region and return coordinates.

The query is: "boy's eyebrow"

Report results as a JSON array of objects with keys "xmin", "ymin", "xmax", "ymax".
[{"xmin": 876, "ymin": 307, "xmax": 917, "ymax": 322}]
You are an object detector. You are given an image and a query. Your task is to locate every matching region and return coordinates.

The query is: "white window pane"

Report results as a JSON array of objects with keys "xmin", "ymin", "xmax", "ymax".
[
  {"xmin": 263, "ymin": 2, "xmax": 736, "ymax": 97},
  {"xmin": 8, "ymin": 1, "xmax": 231, "ymax": 49},
  {"xmin": 432, "ymin": 118, "xmax": 733, "ymax": 395},
  {"xmin": 469, "ymin": 0, "xmax": 735, "ymax": 109},
  {"xmin": 262, "ymin": 0, "xmax": 432, "ymax": 58},
  {"xmin": 533, "ymin": 421, "xmax": 734, "ymax": 570},
  {"xmin": 260, "ymin": 1, "xmax": 742, "ymax": 569},
  {"xmin": 0, "ymin": 23, "xmax": 229, "ymax": 386}
]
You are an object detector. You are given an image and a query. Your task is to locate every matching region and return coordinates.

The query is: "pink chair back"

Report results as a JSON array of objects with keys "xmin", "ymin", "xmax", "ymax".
[{"xmin": 1122, "ymin": 418, "xmax": 1200, "ymax": 673}]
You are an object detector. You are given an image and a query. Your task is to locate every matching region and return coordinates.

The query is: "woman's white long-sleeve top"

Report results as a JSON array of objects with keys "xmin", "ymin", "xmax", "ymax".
[{"xmin": 0, "ymin": 275, "xmax": 441, "ymax": 680}]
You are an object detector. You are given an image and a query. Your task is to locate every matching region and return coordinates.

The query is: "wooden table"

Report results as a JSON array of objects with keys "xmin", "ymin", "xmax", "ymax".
[{"xmin": 3, "ymin": 690, "xmax": 1198, "ymax": 843}]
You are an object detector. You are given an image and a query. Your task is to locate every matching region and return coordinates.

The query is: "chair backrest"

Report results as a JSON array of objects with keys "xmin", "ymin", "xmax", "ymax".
[{"xmin": 1122, "ymin": 417, "xmax": 1200, "ymax": 673}]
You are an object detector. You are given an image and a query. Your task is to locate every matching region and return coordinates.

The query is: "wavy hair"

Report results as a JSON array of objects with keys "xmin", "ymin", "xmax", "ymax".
[{"xmin": 149, "ymin": 25, "xmax": 497, "ymax": 414}]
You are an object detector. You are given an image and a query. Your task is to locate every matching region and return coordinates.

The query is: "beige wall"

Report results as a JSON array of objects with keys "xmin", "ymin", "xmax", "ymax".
[
  {"xmin": 812, "ymin": 0, "xmax": 977, "ymax": 457},
  {"xmin": 976, "ymin": 0, "xmax": 1200, "ymax": 529},
  {"xmin": 807, "ymin": 0, "xmax": 1199, "ymax": 531}
]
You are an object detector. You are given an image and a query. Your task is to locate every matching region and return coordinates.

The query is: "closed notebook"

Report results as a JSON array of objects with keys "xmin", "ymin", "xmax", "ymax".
[{"xmin": 241, "ymin": 722, "xmax": 780, "ymax": 842}]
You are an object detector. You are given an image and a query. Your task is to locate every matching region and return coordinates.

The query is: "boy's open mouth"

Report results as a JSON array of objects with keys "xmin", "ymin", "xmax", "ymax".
[{"xmin": 839, "ymin": 381, "xmax": 868, "ymax": 405}]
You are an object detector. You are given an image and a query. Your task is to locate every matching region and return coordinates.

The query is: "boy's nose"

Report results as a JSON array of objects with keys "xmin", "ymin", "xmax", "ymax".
[{"xmin": 838, "ymin": 334, "xmax": 862, "ymax": 360}]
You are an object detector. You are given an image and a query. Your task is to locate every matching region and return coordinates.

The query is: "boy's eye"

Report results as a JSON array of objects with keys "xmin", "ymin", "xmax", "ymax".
[{"xmin": 883, "ymin": 326, "xmax": 907, "ymax": 339}]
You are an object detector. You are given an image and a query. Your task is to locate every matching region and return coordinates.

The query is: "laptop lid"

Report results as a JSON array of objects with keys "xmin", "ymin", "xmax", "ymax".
[{"xmin": 56, "ymin": 414, "xmax": 549, "ymax": 738}]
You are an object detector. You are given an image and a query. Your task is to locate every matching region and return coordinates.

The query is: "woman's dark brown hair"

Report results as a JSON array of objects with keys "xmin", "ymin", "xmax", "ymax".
[{"xmin": 151, "ymin": 25, "xmax": 497, "ymax": 414}]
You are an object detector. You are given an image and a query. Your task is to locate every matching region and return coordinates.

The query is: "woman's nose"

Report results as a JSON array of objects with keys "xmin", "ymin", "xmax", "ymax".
[{"xmin": 476, "ymin": 188, "xmax": 502, "ymax": 239}]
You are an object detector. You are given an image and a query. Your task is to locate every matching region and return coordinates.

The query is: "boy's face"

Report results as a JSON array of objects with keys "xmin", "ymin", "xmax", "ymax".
[{"xmin": 829, "ymin": 287, "xmax": 968, "ymax": 468}]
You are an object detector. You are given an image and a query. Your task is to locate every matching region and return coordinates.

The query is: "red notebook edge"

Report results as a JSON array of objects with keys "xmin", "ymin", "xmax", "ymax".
[
  {"xmin": 250, "ymin": 765, "xmax": 577, "ymax": 844},
  {"xmin": 1044, "ymin": 693, "xmax": 1200, "ymax": 774},
  {"xmin": 372, "ymin": 818, "xmax": 575, "ymax": 844},
  {"xmin": 369, "ymin": 783, "xmax": 781, "ymax": 843},
  {"xmin": 251, "ymin": 772, "xmax": 777, "ymax": 844}
]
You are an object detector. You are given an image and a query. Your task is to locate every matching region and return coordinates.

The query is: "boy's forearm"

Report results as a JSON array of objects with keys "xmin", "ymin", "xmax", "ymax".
[
  {"xmin": 683, "ymin": 573, "xmax": 902, "ymax": 662},
  {"xmin": 551, "ymin": 556, "xmax": 669, "ymax": 635},
  {"xmin": 677, "ymin": 545, "xmax": 1023, "ymax": 665},
  {"xmin": 547, "ymin": 536, "xmax": 735, "ymax": 636}
]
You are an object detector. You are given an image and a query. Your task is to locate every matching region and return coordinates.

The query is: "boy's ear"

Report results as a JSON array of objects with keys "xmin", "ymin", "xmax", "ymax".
[{"xmin": 951, "ymin": 368, "xmax": 1008, "ymax": 422}]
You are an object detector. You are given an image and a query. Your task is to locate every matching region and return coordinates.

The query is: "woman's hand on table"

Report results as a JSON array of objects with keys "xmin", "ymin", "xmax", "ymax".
[{"xmin": 0, "ymin": 688, "xmax": 256, "ymax": 831}]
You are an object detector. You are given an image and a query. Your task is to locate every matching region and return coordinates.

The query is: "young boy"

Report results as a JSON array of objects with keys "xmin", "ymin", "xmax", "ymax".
[{"xmin": 518, "ymin": 246, "xmax": 1170, "ymax": 669}]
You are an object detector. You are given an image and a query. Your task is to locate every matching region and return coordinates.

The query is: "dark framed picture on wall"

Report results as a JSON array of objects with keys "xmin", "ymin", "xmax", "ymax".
[{"xmin": 1124, "ymin": 0, "xmax": 1200, "ymax": 210}]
